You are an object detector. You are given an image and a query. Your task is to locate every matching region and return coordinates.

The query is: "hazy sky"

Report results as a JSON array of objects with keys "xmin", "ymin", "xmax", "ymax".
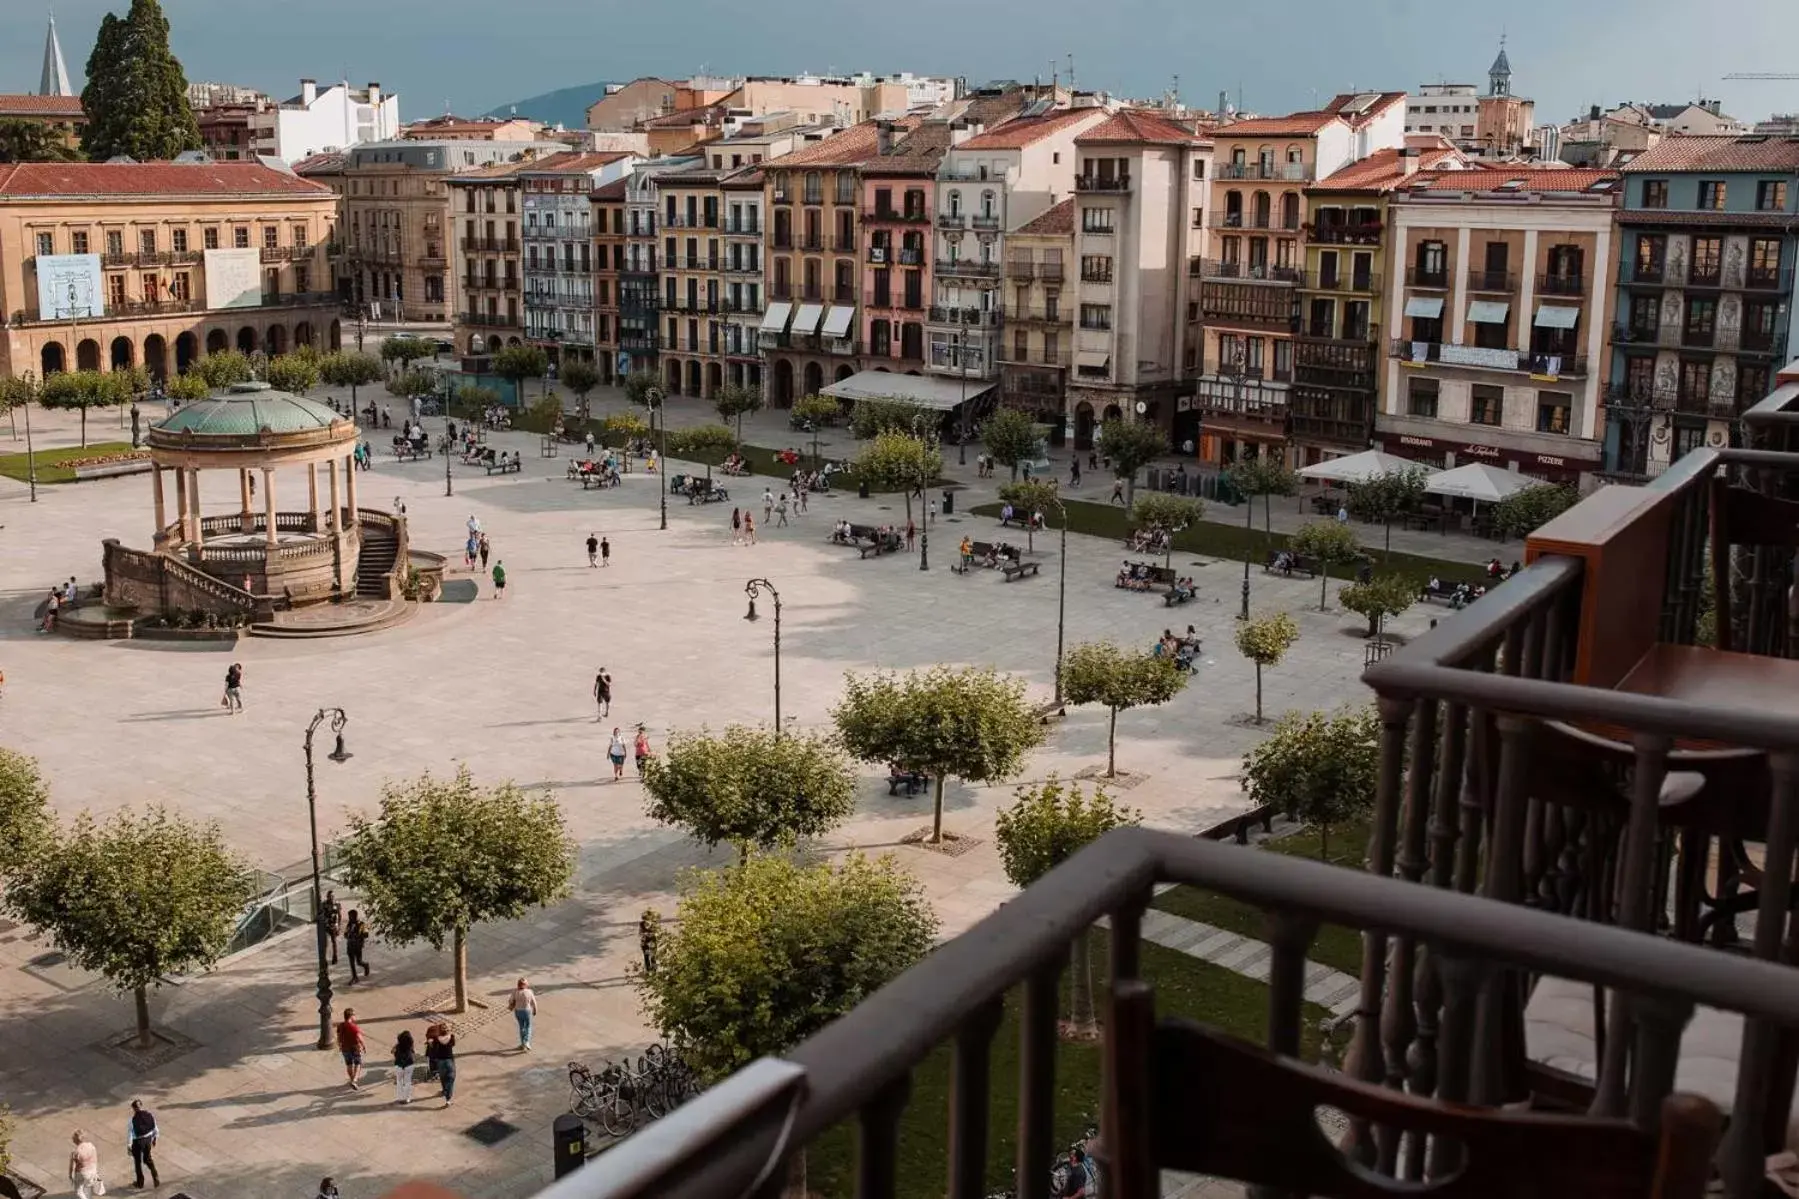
[{"xmin": 5, "ymin": 0, "xmax": 1798, "ymax": 127}]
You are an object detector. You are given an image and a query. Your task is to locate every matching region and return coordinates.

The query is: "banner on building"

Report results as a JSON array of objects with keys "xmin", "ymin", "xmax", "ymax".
[
  {"xmin": 35, "ymin": 253, "xmax": 103, "ymax": 320},
  {"xmin": 203, "ymin": 248, "xmax": 263, "ymax": 310}
]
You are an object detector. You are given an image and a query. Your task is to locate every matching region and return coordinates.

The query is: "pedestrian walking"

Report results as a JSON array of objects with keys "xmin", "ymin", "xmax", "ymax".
[
  {"xmin": 798, "ymin": 485, "xmax": 808, "ymax": 514},
  {"xmin": 479, "ymin": 534, "xmax": 491, "ymax": 570},
  {"xmin": 585, "ymin": 430, "xmax": 596, "ymax": 455},
  {"xmin": 427, "ymin": 1023, "xmax": 458, "ymax": 1106},
  {"xmin": 586, "ymin": 532, "xmax": 599, "ymax": 567},
  {"xmin": 464, "ymin": 534, "xmax": 478, "ymax": 570},
  {"xmin": 317, "ymin": 1178, "xmax": 341, "ymax": 1199},
  {"xmin": 601, "ymin": 535, "xmax": 611, "ymax": 566},
  {"xmin": 905, "ymin": 519, "xmax": 916, "ymax": 551},
  {"xmin": 222, "ymin": 662, "xmax": 244, "ymax": 713},
  {"xmin": 337, "ymin": 1008, "xmax": 367, "ymax": 1089},
  {"xmin": 608, "ymin": 727, "xmax": 628, "ymax": 780},
  {"xmin": 509, "ymin": 978, "xmax": 538, "ymax": 1050},
  {"xmin": 1336, "ymin": 504, "xmax": 1349, "ymax": 525},
  {"xmin": 762, "ymin": 488, "xmax": 775, "ymax": 524},
  {"xmin": 633, "ymin": 724, "xmax": 652, "ymax": 775},
  {"xmin": 731, "ymin": 507, "xmax": 742, "ymax": 544},
  {"xmin": 775, "ymin": 493, "xmax": 789, "ymax": 526},
  {"xmin": 467, "ymin": 514, "xmax": 482, "ymax": 539},
  {"xmin": 393, "ymin": 496, "xmax": 407, "ymax": 519},
  {"xmin": 1070, "ymin": 459, "xmax": 1082, "ymax": 487},
  {"xmin": 69, "ymin": 1130, "xmax": 103, "ymax": 1199},
  {"xmin": 1110, "ymin": 480, "xmax": 1126, "ymax": 505},
  {"xmin": 381, "ymin": 404, "xmax": 392, "ymax": 429},
  {"xmin": 127, "ymin": 1101, "xmax": 160, "ymax": 1189},
  {"xmin": 491, "ymin": 560, "xmax": 507, "ymax": 598},
  {"xmin": 639, "ymin": 909, "xmax": 660, "ymax": 974},
  {"xmin": 594, "ymin": 668, "xmax": 612, "ymax": 719},
  {"xmin": 344, "ymin": 910, "xmax": 370, "ymax": 982},
  {"xmin": 392, "ymin": 1029, "xmax": 418, "ymax": 1104},
  {"xmin": 928, "ymin": 498, "xmax": 938, "ymax": 524},
  {"xmin": 743, "ymin": 512, "xmax": 756, "ymax": 544},
  {"xmin": 321, "ymin": 889, "xmax": 342, "ymax": 964}
]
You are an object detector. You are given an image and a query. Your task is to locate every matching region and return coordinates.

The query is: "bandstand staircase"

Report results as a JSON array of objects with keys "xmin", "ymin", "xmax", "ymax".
[{"xmin": 356, "ymin": 521, "xmax": 400, "ymax": 598}]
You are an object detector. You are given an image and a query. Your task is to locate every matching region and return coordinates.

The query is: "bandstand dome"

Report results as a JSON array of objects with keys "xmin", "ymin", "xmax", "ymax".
[{"xmin": 151, "ymin": 381, "xmax": 352, "ymax": 441}]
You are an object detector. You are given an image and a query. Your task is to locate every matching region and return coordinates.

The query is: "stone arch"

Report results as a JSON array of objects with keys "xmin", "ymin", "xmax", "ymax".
[
  {"xmin": 665, "ymin": 357, "xmax": 682, "ymax": 395},
  {"xmin": 470, "ymin": 334, "xmax": 486, "ymax": 355},
  {"xmin": 772, "ymin": 358, "xmax": 794, "ymax": 406},
  {"xmin": 803, "ymin": 361, "xmax": 823, "ymax": 398},
  {"xmin": 506, "ymin": 336, "xmax": 521, "ymax": 347},
  {"xmin": 206, "ymin": 328, "xmax": 229, "ymax": 355},
  {"xmin": 329, "ymin": 319, "xmax": 342, "ymax": 350},
  {"xmin": 685, "ymin": 359, "xmax": 702, "ymax": 398},
  {"xmin": 76, "ymin": 338, "xmax": 101, "ymax": 371},
  {"xmin": 143, "ymin": 334, "xmax": 168, "ymax": 380},
  {"xmin": 294, "ymin": 321, "xmax": 314, "ymax": 348},
  {"xmin": 834, "ymin": 364, "xmax": 853, "ymax": 383},
  {"xmin": 1103, "ymin": 403, "xmax": 1123, "ymax": 423},
  {"xmin": 175, "ymin": 332, "xmax": 199, "ymax": 373},
  {"xmin": 1075, "ymin": 401, "xmax": 1096, "ymax": 450},
  {"xmin": 41, "ymin": 341, "xmax": 66, "ymax": 375},
  {"xmin": 265, "ymin": 324, "xmax": 288, "ymax": 356},
  {"xmin": 110, "ymin": 336, "xmax": 134, "ymax": 371},
  {"xmin": 236, "ymin": 327, "xmax": 257, "ymax": 354},
  {"xmin": 706, "ymin": 361, "xmax": 722, "ymax": 396}
]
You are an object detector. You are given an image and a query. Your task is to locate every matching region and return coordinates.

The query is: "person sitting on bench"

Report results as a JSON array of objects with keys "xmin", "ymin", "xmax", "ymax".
[
  {"xmin": 1168, "ymin": 577, "xmax": 1195, "ymax": 602},
  {"xmin": 1273, "ymin": 549, "xmax": 1295, "ymax": 574},
  {"xmin": 1000, "ymin": 502, "xmax": 1016, "ymax": 526}
]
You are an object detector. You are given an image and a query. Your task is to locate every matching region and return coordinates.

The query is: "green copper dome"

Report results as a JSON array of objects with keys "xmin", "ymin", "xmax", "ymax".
[{"xmin": 155, "ymin": 382, "xmax": 349, "ymax": 437}]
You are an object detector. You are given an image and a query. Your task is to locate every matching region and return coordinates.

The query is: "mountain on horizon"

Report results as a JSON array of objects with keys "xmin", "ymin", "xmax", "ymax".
[{"xmin": 482, "ymin": 80, "xmax": 615, "ymax": 130}]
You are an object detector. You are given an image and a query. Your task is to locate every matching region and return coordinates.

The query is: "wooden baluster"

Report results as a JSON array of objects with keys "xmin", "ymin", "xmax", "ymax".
[
  {"xmin": 1471, "ymin": 714, "xmax": 1534, "ymax": 1108},
  {"xmin": 1552, "ymin": 806, "xmax": 1588, "ymax": 918},
  {"xmin": 1262, "ymin": 913, "xmax": 1319, "ymax": 1199},
  {"xmin": 1428, "ymin": 949, "xmax": 1491, "ymax": 1178},
  {"xmin": 1628, "ymin": 994, "xmax": 1694, "ymax": 1132},
  {"xmin": 1102, "ymin": 980, "xmax": 1156, "ymax": 1199},
  {"xmin": 947, "ymin": 999, "xmax": 1003, "ymax": 1199},
  {"xmin": 856, "ymin": 1074, "xmax": 910, "ymax": 1199},
  {"xmin": 1379, "ymin": 699, "xmax": 1435, "ymax": 1176},
  {"xmin": 1405, "ymin": 701, "xmax": 1467, "ymax": 1176},
  {"xmin": 1017, "ymin": 962, "xmax": 1061, "ymax": 1199},
  {"xmin": 1535, "ymin": 802, "xmax": 1567, "ymax": 912}
]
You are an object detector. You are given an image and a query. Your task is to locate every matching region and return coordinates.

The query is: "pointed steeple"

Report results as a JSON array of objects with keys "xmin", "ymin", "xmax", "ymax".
[
  {"xmin": 39, "ymin": 14, "xmax": 74, "ymax": 97},
  {"xmin": 1487, "ymin": 35, "xmax": 1512, "ymax": 97}
]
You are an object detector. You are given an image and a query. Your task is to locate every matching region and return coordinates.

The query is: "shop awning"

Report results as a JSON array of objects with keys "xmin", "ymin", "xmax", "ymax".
[
  {"xmin": 1077, "ymin": 351, "xmax": 1110, "ymax": 371},
  {"xmin": 1468, "ymin": 300, "xmax": 1510, "ymax": 324},
  {"xmin": 758, "ymin": 302, "xmax": 792, "ymax": 333},
  {"xmin": 1533, "ymin": 304, "xmax": 1580, "ymax": 329},
  {"xmin": 1403, "ymin": 295, "xmax": 1444, "ymax": 319},
  {"xmin": 821, "ymin": 305, "xmax": 855, "ymax": 339},
  {"xmin": 791, "ymin": 303, "xmax": 825, "ymax": 335},
  {"xmin": 821, "ymin": 370, "xmax": 996, "ymax": 412}
]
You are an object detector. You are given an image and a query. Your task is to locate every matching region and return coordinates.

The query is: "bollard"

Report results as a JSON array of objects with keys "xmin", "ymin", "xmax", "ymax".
[{"xmin": 553, "ymin": 1112, "xmax": 588, "ymax": 1177}]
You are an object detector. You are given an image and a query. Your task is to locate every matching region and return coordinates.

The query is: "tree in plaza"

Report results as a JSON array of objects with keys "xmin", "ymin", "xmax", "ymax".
[
  {"xmin": 642, "ymin": 726, "xmax": 856, "ymax": 863},
  {"xmin": 997, "ymin": 478, "xmax": 1060, "ymax": 552},
  {"xmin": 667, "ymin": 422, "xmax": 737, "ymax": 483},
  {"xmin": 1291, "ymin": 519, "xmax": 1365, "ymax": 612},
  {"xmin": 1129, "ymin": 491, "xmax": 1204, "ymax": 569},
  {"xmin": 1061, "ymin": 641, "xmax": 1189, "ymax": 777},
  {"xmin": 1241, "ymin": 707, "xmax": 1379, "ymax": 861},
  {"xmin": 0, "ymin": 118, "xmax": 80, "ymax": 163},
  {"xmin": 603, "ymin": 410, "xmax": 649, "ymax": 443},
  {"xmin": 3, "ymin": 806, "xmax": 250, "ymax": 1043},
  {"xmin": 622, "ymin": 369, "xmax": 661, "ymax": 408},
  {"xmin": 994, "ymin": 774, "xmax": 1141, "ymax": 1035},
  {"xmin": 453, "ymin": 384, "xmax": 500, "ymax": 420},
  {"xmin": 336, "ymin": 766, "xmax": 576, "ymax": 1013},
  {"xmin": 164, "ymin": 371, "xmax": 210, "ymax": 402},
  {"xmin": 0, "ymin": 748, "xmax": 54, "ymax": 870},
  {"xmin": 38, "ymin": 369, "xmax": 129, "ymax": 447},
  {"xmin": 853, "ymin": 429, "xmax": 941, "ymax": 523},
  {"xmin": 380, "ymin": 335, "xmax": 436, "ymax": 377},
  {"xmin": 559, "ymin": 359, "xmax": 600, "ymax": 427},
  {"xmin": 636, "ymin": 851, "xmax": 937, "ymax": 1191},
  {"xmin": 1344, "ymin": 467, "xmax": 1430, "ymax": 556},
  {"xmin": 491, "ymin": 344, "xmax": 548, "ymax": 405},
  {"xmin": 194, "ymin": 349, "xmax": 253, "ymax": 389},
  {"xmin": 981, "ymin": 406, "xmax": 1040, "ymax": 481},
  {"xmin": 1338, "ymin": 574, "xmax": 1418, "ymax": 640},
  {"xmin": 263, "ymin": 352, "xmax": 320, "ymax": 395},
  {"xmin": 712, "ymin": 382, "xmax": 764, "ymax": 444},
  {"xmin": 386, "ymin": 369, "xmax": 437, "ymax": 405},
  {"xmin": 790, "ymin": 392, "xmax": 842, "ymax": 466},
  {"xmin": 1235, "ymin": 612, "xmax": 1299, "ymax": 724},
  {"xmin": 0, "ymin": 372, "xmax": 38, "ymax": 438},
  {"xmin": 1097, "ymin": 418, "xmax": 1167, "ymax": 509},
  {"xmin": 1226, "ymin": 456, "xmax": 1299, "ymax": 539},
  {"xmin": 319, "ymin": 350, "xmax": 384, "ymax": 412},
  {"xmin": 834, "ymin": 666, "xmax": 1044, "ymax": 844},
  {"xmin": 79, "ymin": 0, "xmax": 202, "ymax": 163},
  {"xmin": 1493, "ymin": 483, "xmax": 1578, "ymax": 539},
  {"xmin": 848, "ymin": 396, "xmax": 932, "ymax": 440}
]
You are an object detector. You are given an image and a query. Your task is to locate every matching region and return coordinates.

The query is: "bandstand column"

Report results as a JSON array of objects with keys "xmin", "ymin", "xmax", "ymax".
[
  {"xmin": 239, "ymin": 468, "xmax": 254, "ymax": 533},
  {"xmin": 344, "ymin": 451, "xmax": 360, "ymax": 527},
  {"xmin": 263, "ymin": 467, "xmax": 278, "ymax": 547},
  {"xmin": 307, "ymin": 463, "xmax": 320, "ymax": 532},
  {"xmin": 151, "ymin": 465, "xmax": 167, "ymax": 539},
  {"xmin": 174, "ymin": 465, "xmax": 189, "ymax": 542},
  {"xmin": 186, "ymin": 469, "xmax": 201, "ymax": 544},
  {"xmin": 328, "ymin": 457, "xmax": 342, "ymax": 534}
]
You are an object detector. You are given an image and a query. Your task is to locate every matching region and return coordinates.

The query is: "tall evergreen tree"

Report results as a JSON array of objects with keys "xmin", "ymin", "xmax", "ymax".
[{"xmin": 80, "ymin": 1, "xmax": 201, "ymax": 162}]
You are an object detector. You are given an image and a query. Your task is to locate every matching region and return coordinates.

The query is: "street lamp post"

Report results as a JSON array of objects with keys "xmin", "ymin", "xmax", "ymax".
[
  {"xmin": 1240, "ymin": 487, "xmax": 1253, "ymax": 621},
  {"xmin": 1050, "ymin": 493, "xmax": 1069, "ymax": 708},
  {"xmin": 743, "ymin": 578, "xmax": 782, "ymax": 736},
  {"xmin": 956, "ymin": 330, "xmax": 969, "ymax": 466},
  {"xmin": 649, "ymin": 385, "xmax": 668, "ymax": 531},
  {"xmin": 22, "ymin": 370, "xmax": 38, "ymax": 503},
  {"xmin": 303, "ymin": 708, "xmax": 352, "ymax": 1050},
  {"xmin": 443, "ymin": 377, "xmax": 454, "ymax": 498}
]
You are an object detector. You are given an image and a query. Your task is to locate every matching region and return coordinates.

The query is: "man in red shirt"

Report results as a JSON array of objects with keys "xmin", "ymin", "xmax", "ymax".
[{"xmin": 336, "ymin": 1008, "xmax": 367, "ymax": 1090}]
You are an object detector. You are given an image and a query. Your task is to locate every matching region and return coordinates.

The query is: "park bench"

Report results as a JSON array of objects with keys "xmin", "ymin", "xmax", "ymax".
[
  {"xmin": 73, "ymin": 459, "xmax": 153, "ymax": 481},
  {"xmin": 1116, "ymin": 561, "xmax": 1175, "ymax": 591},
  {"xmin": 955, "ymin": 540, "xmax": 996, "ymax": 573},
  {"xmin": 580, "ymin": 472, "xmax": 621, "ymax": 491},
  {"xmin": 857, "ymin": 531, "xmax": 904, "ymax": 559},
  {"xmin": 1164, "ymin": 586, "xmax": 1196, "ymax": 607},
  {"xmin": 690, "ymin": 484, "xmax": 729, "ymax": 505},
  {"xmin": 485, "ymin": 459, "xmax": 523, "ymax": 476},
  {"xmin": 830, "ymin": 522, "xmax": 878, "ymax": 548},
  {"xmin": 394, "ymin": 443, "xmax": 432, "ymax": 462},
  {"xmin": 887, "ymin": 769, "xmax": 930, "ymax": 796},
  {"xmin": 997, "ymin": 511, "xmax": 1042, "ymax": 531},
  {"xmin": 1001, "ymin": 560, "xmax": 1040, "ymax": 582},
  {"xmin": 1263, "ymin": 550, "xmax": 1318, "ymax": 578}
]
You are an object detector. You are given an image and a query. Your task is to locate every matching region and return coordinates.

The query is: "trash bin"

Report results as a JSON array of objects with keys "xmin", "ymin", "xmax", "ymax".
[
  {"xmin": 858, "ymin": 479, "xmax": 870, "ymax": 499},
  {"xmin": 942, "ymin": 488, "xmax": 954, "ymax": 516},
  {"xmin": 553, "ymin": 1113, "xmax": 587, "ymax": 1177}
]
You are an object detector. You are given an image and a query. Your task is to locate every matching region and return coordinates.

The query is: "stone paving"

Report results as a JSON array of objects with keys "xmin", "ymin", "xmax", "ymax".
[{"xmin": 0, "ymin": 393, "xmax": 1472, "ymax": 1199}]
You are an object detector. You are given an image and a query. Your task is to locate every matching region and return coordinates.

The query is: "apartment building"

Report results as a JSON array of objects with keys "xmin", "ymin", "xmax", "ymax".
[
  {"xmin": 1194, "ymin": 94, "xmax": 1406, "ymax": 467},
  {"xmin": 929, "ymin": 106, "xmax": 1109, "ymax": 394},
  {"xmin": 1607, "ymin": 136, "xmax": 1799, "ymax": 478},
  {"xmin": 1290, "ymin": 142, "xmax": 1465, "ymax": 464},
  {"xmin": 592, "ymin": 177, "xmax": 628, "ymax": 384},
  {"xmin": 1403, "ymin": 47, "xmax": 1534, "ymax": 158},
  {"xmin": 619, "ymin": 158, "xmax": 700, "ymax": 379},
  {"xmin": 521, "ymin": 152, "xmax": 634, "ymax": 368},
  {"xmin": 251, "ymin": 79, "xmax": 400, "ymax": 162},
  {"xmin": 1066, "ymin": 110, "xmax": 1212, "ymax": 447},
  {"xmin": 339, "ymin": 138, "xmax": 556, "ymax": 321},
  {"xmin": 447, "ymin": 162, "xmax": 524, "ymax": 356},
  {"xmin": 720, "ymin": 170, "xmax": 766, "ymax": 392},
  {"xmin": 0, "ymin": 94, "xmax": 86, "ymax": 153},
  {"xmin": 1381, "ymin": 167, "xmax": 1619, "ymax": 487},
  {"xmin": 656, "ymin": 165, "xmax": 730, "ymax": 398},
  {"xmin": 1001, "ymin": 198, "xmax": 1074, "ymax": 433},
  {"xmin": 0, "ymin": 161, "xmax": 340, "ymax": 381}
]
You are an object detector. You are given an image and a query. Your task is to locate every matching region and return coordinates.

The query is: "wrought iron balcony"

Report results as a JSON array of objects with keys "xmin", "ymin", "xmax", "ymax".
[
  {"xmin": 1209, "ymin": 211, "xmax": 1304, "ymax": 231},
  {"xmin": 1537, "ymin": 272, "xmax": 1585, "ymax": 296},
  {"xmin": 934, "ymin": 259, "xmax": 1000, "ymax": 278},
  {"xmin": 1195, "ymin": 259, "xmax": 1304, "ymax": 284},
  {"xmin": 1216, "ymin": 160, "xmax": 1315, "ymax": 181},
  {"xmin": 1405, "ymin": 267, "xmax": 1450, "ymax": 289},
  {"xmin": 1075, "ymin": 173, "xmax": 1131, "ymax": 192},
  {"xmin": 1306, "ymin": 221, "xmax": 1382, "ymax": 246},
  {"xmin": 1305, "ymin": 270, "xmax": 1382, "ymax": 294},
  {"xmin": 928, "ymin": 305, "xmax": 1000, "ymax": 327},
  {"xmin": 1465, "ymin": 268, "xmax": 1517, "ymax": 293},
  {"xmin": 1390, "ymin": 339, "xmax": 1587, "ymax": 377}
]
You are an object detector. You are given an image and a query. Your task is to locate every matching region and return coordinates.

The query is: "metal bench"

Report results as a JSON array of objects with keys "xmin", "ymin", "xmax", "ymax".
[{"xmin": 1002, "ymin": 560, "xmax": 1040, "ymax": 582}]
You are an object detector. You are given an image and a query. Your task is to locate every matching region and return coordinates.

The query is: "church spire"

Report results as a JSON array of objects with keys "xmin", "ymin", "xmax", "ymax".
[
  {"xmin": 1487, "ymin": 34, "xmax": 1512, "ymax": 98},
  {"xmin": 39, "ymin": 13, "xmax": 74, "ymax": 97}
]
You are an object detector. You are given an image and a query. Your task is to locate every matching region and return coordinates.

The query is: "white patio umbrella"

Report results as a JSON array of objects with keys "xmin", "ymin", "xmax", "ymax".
[
  {"xmin": 1296, "ymin": 449, "xmax": 1424, "ymax": 485},
  {"xmin": 1424, "ymin": 462, "xmax": 1534, "ymax": 504}
]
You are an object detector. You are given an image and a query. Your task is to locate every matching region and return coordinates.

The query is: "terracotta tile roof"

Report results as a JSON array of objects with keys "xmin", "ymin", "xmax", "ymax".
[
  {"xmin": 521, "ymin": 150, "xmax": 633, "ymax": 175},
  {"xmin": 1617, "ymin": 208, "xmax": 1795, "ymax": 228},
  {"xmin": 0, "ymin": 94, "xmax": 84, "ymax": 119},
  {"xmin": 1014, "ymin": 196, "xmax": 1074, "ymax": 236},
  {"xmin": 1323, "ymin": 91, "xmax": 1408, "ymax": 126},
  {"xmin": 766, "ymin": 117, "xmax": 921, "ymax": 168},
  {"xmin": 446, "ymin": 160, "xmax": 532, "ymax": 181},
  {"xmin": 590, "ymin": 176, "xmax": 629, "ymax": 200},
  {"xmin": 1400, "ymin": 166, "xmax": 1621, "ymax": 195},
  {"xmin": 293, "ymin": 151, "xmax": 347, "ymax": 176},
  {"xmin": 722, "ymin": 167, "xmax": 765, "ymax": 188},
  {"xmin": 955, "ymin": 107, "xmax": 1101, "ymax": 151},
  {"xmin": 1214, "ymin": 111, "xmax": 1338, "ymax": 138},
  {"xmin": 1076, "ymin": 110, "xmax": 1208, "ymax": 146},
  {"xmin": 1620, "ymin": 134, "xmax": 1799, "ymax": 172},
  {"xmin": 1311, "ymin": 146, "xmax": 1466, "ymax": 192},
  {"xmin": 0, "ymin": 161, "xmax": 332, "ymax": 199},
  {"xmin": 860, "ymin": 124, "xmax": 951, "ymax": 175}
]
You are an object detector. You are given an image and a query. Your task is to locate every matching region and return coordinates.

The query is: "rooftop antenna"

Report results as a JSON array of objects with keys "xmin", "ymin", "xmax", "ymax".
[
  {"xmin": 1171, "ymin": 73, "xmax": 1180, "ymax": 108},
  {"xmin": 1067, "ymin": 53, "xmax": 1075, "ymax": 93}
]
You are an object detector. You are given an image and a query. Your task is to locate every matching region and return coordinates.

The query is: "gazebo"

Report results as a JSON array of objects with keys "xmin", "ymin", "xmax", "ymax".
[{"xmin": 102, "ymin": 382, "xmax": 404, "ymax": 621}]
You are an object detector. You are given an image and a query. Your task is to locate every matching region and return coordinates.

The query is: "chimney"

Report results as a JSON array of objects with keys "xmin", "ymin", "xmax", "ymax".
[
  {"xmin": 368, "ymin": 82, "xmax": 382, "ymax": 106},
  {"xmin": 1399, "ymin": 147, "xmax": 1418, "ymax": 176},
  {"xmin": 876, "ymin": 120, "xmax": 893, "ymax": 156},
  {"xmin": 1589, "ymin": 104, "xmax": 1600, "ymax": 121},
  {"xmin": 301, "ymin": 78, "xmax": 317, "ymax": 106}
]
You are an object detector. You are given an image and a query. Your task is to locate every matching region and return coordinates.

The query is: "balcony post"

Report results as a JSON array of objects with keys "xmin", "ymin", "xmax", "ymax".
[
  {"xmin": 1101, "ymin": 979, "xmax": 1157, "ymax": 1199},
  {"xmin": 263, "ymin": 467, "xmax": 278, "ymax": 547},
  {"xmin": 947, "ymin": 999, "xmax": 1002, "ymax": 1199}
]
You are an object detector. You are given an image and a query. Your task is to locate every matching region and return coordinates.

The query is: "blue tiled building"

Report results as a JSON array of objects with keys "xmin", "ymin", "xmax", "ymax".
[{"xmin": 1609, "ymin": 136, "xmax": 1799, "ymax": 475}]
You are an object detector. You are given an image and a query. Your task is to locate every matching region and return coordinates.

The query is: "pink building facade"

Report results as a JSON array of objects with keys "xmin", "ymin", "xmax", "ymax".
[{"xmin": 858, "ymin": 172, "xmax": 934, "ymax": 372}]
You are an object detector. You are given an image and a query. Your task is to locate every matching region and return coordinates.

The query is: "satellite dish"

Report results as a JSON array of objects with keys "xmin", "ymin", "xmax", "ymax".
[{"xmin": 1135, "ymin": 401, "xmax": 1147, "ymax": 415}]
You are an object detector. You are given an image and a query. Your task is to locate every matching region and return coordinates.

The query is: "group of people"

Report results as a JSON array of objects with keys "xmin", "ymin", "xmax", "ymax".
[
  {"xmin": 332, "ymin": 1006, "xmax": 461, "ymax": 1105},
  {"xmin": 958, "ymin": 537, "xmax": 1021, "ymax": 571},
  {"xmin": 351, "ymin": 440, "xmax": 376, "ymax": 470},
  {"xmin": 481, "ymin": 404, "xmax": 512, "ymax": 431},
  {"xmin": 1127, "ymin": 526, "xmax": 1172, "ymax": 553},
  {"xmin": 729, "ymin": 508, "xmax": 760, "ymax": 544},
  {"xmin": 998, "ymin": 502, "xmax": 1045, "ymax": 531},
  {"xmin": 65, "ymin": 1101, "xmax": 162, "ymax": 1196},
  {"xmin": 1116, "ymin": 561, "xmax": 1163, "ymax": 591},
  {"xmin": 1425, "ymin": 576, "xmax": 1491, "ymax": 609},
  {"xmin": 1484, "ymin": 557, "xmax": 1523, "ymax": 581},
  {"xmin": 720, "ymin": 452, "xmax": 750, "ymax": 476},
  {"xmin": 759, "ymin": 488, "xmax": 794, "ymax": 528},
  {"xmin": 568, "ymin": 458, "xmax": 622, "ymax": 488},
  {"xmin": 1165, "ymin": 576, "xmax": 1198, "ymax": 603},
  {"xmin": 1153, "ymin": 626, "xmax": 1202, "ymax": 673},
  {"xmin": 37, "ymin": 576, "xmax": 80, "ymax": 633},
  {"xmin": 789, "ymin": 465, "xmax": 834, "ymax": 496}
]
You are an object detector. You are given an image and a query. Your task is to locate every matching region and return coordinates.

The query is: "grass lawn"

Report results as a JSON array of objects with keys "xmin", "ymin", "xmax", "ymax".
[
  {"xmin": 970, "ymin": 497, "xmax": 1487, "ymax": 584},
  {"xmin": 805, "ymin": 931, "xmax": 1328, "ymax": 1198},
  {"xmin": 1150, "ymin": 819, "xmax": 1373, "ymax": 979},
  {"xmin": 0, "ymin": 441, "xmax": 139, "ymax": 484}
]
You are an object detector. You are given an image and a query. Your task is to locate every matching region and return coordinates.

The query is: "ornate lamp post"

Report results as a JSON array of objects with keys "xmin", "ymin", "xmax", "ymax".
[
  {"xmin": 1049, "ymin": 493, "xmax": 1069, "ymax": 708},
  {"xmin": 743, "ymin": 578, "xmax": 782, "ymax": 736},
  {"xmin": 21, "ymin": 369, "xmax": 38, "ymax": 504},
  {"xmin": 442, "ymin": 375, "xmax": 454, "ymax": 498},
  {"xmin": 648, "ymin": 384, "xmax": 668, "ymax": 531},
  {"xmin": 303, "ymin": 708, "xmax": 351, "ymax": 1049}
]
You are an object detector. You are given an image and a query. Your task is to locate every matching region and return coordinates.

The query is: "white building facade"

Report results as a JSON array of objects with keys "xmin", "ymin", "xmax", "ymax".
[
  {"xmin": 253, "ymin": 80, "xmax": 401, "ymax": 163},
  {"xmin": 521, "ymin": 153, "xmax": 637, "ymax": 365}
]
